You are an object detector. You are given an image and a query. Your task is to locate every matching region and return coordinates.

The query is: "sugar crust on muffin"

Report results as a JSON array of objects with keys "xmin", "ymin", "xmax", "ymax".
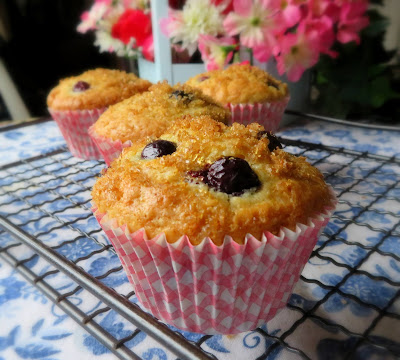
[
  {"xmin": 91, "ymin": 81, "xmax": 231, "ymax": 143},
  {"xmin": 186, "ymin": 63, "xmax": 289, "ymax": 105},
  {"xmin": 92, "ymin": 116, "xmax": 331, "ymax": 246},
  {"xmin": 47, "ymin": 68, "xmax": 152, "ymax": 111}
]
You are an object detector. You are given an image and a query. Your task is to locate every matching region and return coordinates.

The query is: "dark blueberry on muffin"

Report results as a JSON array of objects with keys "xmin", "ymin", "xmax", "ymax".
[
  {"xmin": 73, "ymin": 81, "xmax": 91, "ymax": 92},
  {"xmin": 141, "ymin": 140, "xmax": 177, "ymax": 159},
  {"xmin": 205, "ymin": 157, "xmax": 261, "ymax": 195},
  {"xmin": 257, "ymin": 131, "xmax": 282, "ymax": 152},
  {"xmin": 189, "ymin": 157, "xmax": 260, "ymax": 196},
  {"xmin": 187, "ymin": 167, "xmax": 209, "ymax": 184},
  {"xmin": 170, "ymin": 90, "xmax": 194, "ymax": 104}
]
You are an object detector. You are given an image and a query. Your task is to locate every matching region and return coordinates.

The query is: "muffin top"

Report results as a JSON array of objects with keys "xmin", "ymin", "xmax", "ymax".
[
  {"xmin": 91, "ymin": 81, "xmax": 231, "ymax": 143},
  {"xmin": 47, "ymin": 68, "xmax": 152, "ymax": 111},
  {"xmin": 186, "ymin": 63, "xmax": 289, "ymax": 105},
  {"xmin": 92, "ymin": 116, "xmax": 331, "ymax": 246}
]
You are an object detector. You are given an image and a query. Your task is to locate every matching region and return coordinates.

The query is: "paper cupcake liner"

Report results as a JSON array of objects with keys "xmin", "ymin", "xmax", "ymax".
[
  {"xmin": 49, "ymin": 108, "xmax": 107, "ymax": 160},
  {"xmin": 88, "ymin": 126, "xmax": 133, "ymax": 166},
  {"xmin": 92, "ymin": 188, "xmax": 336, "ymax": 334},
  {"xmin": 227, "ymin": 96, "xmax": 290, "ymax": 132}
]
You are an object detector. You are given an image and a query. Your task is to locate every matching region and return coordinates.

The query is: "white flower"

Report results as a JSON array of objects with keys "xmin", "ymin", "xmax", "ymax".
[
  {"xmin": 117, "ymin": 39, "xmax": 142, "ymax": 58},
  {"xmin": 94, "ymin": 30, "xmax": 124, "ymax": 53},
  {"xmin": 95, "ymin": 31, "xmax": 140, "ymax": 58},
  {"xmin": 165, "ymin": 0, "xmax": 225, "ymax": 55}
]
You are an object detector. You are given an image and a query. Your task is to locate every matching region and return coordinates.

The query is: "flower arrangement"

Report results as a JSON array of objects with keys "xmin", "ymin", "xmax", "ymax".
[
  {"xmin": 78, "ymin": 0, "xmax": 369, "ymax": 82},
  {"xmin": 77, "ymin": 0, "xmax": 154, "ymax": 61}
]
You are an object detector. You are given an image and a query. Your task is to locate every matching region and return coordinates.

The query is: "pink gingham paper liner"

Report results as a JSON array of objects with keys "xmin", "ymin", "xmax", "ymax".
[
  {"xmin": 227, "ymin": 96, "xmax": 290, "ymax": 131},
  {"xmin": 88, "ymin": 126, "xmax": 133, "ymax": 166},
  {"xmin": 92, "ymin": 188, "xmax": 336, "ymax": 334},
  {"xmin": 49, "ymin": 108, "xmax": 107, "ymax": 160}
]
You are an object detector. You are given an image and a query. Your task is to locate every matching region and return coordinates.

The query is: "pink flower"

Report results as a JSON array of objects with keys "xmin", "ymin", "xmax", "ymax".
[
  {"xmin": 275, "ymin": 25, "xmax": 320, "ymax": 81},
  {"xmin": 160, "ymin": 10, "xmax": 184, "ymax": 39},
  {"xmin": 198, "ymin": 34, "xmax": 237, "ymax": 70},
  {"xmin": 308, "ymin": 0, "xmax": 331, "ymax": 18},
  {"xmin": 248, "ymin": 0, "xmax": 303, "ymax": 63},
  {"xmin": 336, "ymin": 1, "xmax": 369, "ymax": 44},
  {"xmin": 77, "ymin": 2, "xmax": 109, "ymax": 33},
  {"xmin": 223, "ymin": 0, "xmax": 282, "ymax": 53},
  {"xmin": 278, "ymin": 0, "xmax": 303, "ymax": 29},
  {"xmin": 252, "ymin": 44, "xmax": 273, "ymax": 63},
  {"xmin": 78, "ymin": 11, "xmax": 91, "ymax": 32},
  {"xmin": 302, "ymin": 16, "xmax": 338, "ymax": 58}
]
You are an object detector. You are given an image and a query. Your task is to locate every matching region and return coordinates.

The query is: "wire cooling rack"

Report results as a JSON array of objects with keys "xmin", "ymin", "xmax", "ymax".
[{"xmin": 0, "ymin": 137, "xmax": 399, "ymax": 360}]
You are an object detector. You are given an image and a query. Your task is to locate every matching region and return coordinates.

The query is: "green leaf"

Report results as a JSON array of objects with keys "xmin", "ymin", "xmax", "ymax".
[
  {"xmin": 310, "ymin": 7, "xmax": 399, "ymax": 121},
  {"xmin": 316, "ymin": 71, "xmax": 329, "ymax": 85},
  {"xmin": 369, "ymin": 0, "xmax": 383, "ymax": 5},
  {"xmin": 364, "ymin": 11, "xmax": 390, "ymax": 36},
  {"xmin": 369, "ymin": 76, "xmax": 399, "ymax": 108},
  {"xmin": 367, "ymin": 65, "xmax": 385, "ymax": 78}
]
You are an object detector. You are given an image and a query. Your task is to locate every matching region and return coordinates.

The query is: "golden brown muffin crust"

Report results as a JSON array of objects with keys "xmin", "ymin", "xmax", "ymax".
[
  {"xmin": 92, "ymin": 116, "xmax": 332, "ymax": 246},
  {"xmin": 91, "ymin": 82, "xmax": 231, "ymax": 143},
  {"xmin": 47, "ymin": 68, "xmax": 152, "ymax": 110},
  {"xmin": 186, "ymin": 64, "xmax": 289, "ymax": 105}
]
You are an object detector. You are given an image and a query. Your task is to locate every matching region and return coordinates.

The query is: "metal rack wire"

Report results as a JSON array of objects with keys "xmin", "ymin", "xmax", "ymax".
[{"xmin": 0, "ymin": 136, "xmax": 399, "ymax": 360}]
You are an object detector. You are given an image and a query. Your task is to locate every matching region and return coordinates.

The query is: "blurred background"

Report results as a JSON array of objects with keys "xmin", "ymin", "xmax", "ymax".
[
  {"xmin": 0, "ymin": 0, "xmax": 115, "ymax": 120},
  {"xmin": 0, "ymin": 0, "xmax": 399, "ymax": 123}
]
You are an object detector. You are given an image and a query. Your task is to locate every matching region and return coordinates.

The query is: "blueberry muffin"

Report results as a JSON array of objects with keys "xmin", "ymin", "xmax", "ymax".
[
  {"xmin": 47, "ymin": 68, "xmax": 151, "ymax": 111},
  {"xmin": 90, "ymin": 81, "xmax": 230, "ymax": 143},
  {"xmin": 186, "ymin": 63, "xmax": 290, "ymax": 129},
  {"xmin": 47, "ymin": 68, "xmax": 151, "ymax": 159},
  {"xmin": 186, "ymin": 63, "xmax": 288, "ymax": 105},
  {"xmin": 91, "ymin": 115, "xmax": 335, "ymax": 334},
  {"xmin": 89, "ymin": 82, "xmax": 231, "ymax": 164},
  {"xmin": 92, "ymin": 115, "xmax": 331, "ymax": 245}
]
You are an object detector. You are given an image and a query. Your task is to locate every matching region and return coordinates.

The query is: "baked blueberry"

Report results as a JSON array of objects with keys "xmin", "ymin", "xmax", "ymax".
[
  {"xmin": 73, "ymin": 81, "xmax": 90, "ymax": 92},
  {"xmin": 189, "ymin": 157, "xmax": 260, "ymax": 195},
  {"xmin": 187, "ymin": 166, "xmax": 210, "ymax": 184},
  {"xmin": 257, "ymin": 131, "xmax": 282, "ymax": 152},
  {"xmin": 198, "ymin": 76, "xmax": 209, "ymax": 82},
  {"xmin": 141, "ymin": 140, "xmax": 176, "ymax": 159},
  {"xmin": 169, "ymin": 90, "xmax": 194, "ymax": 104}
]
